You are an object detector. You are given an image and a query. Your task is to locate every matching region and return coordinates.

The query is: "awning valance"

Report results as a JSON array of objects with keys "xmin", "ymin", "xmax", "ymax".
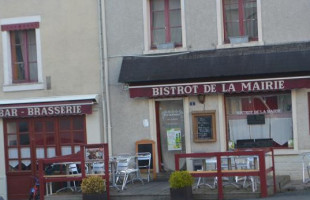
[{"xmin": 0, "ymin": 94, "xmax": 98, "ymax": 118}]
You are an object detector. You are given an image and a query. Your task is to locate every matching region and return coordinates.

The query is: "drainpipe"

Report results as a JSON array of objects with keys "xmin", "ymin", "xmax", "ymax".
[{"xmin": 98, "ymin": 0, "xmax": 112, "ymax": 155}]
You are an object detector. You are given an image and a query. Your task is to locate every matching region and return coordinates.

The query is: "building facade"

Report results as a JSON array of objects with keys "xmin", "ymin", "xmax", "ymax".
[
  {"xmin": 0, "ymin": 1, "xmax": 105, "ymax": 199},
  {"xmin": 1, "ymin": 0, "xmax": 310, "ymax": 199},
  {"xmin": 111, "ymin": 0, "xmax": 310, "ymax": 181}
]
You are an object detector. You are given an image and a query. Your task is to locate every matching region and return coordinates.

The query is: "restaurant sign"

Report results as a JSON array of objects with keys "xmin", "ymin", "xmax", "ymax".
[
  {"xmin": 0, "ymin": 103, "xmax": 92, "ymax": 118},
  {"xmin": 129, "ymin": 77, "xmax": 310, "ymax": 98}
]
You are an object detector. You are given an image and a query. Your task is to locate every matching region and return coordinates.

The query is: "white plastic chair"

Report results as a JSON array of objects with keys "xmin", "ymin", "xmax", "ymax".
[
  {"xmin": 68, "ymin": 163, "xmax": 80, "ymax": 191},
  {"xmin": 115, "ymin": 155, "xmax": 143, "ymax": 190},
  {"xmin": 137, "ymin": 152, "xmax": 152, "ymax": 182},
  {"xmin": 302, "ymin": 152, "xmax": 310, "ymax": 183}
]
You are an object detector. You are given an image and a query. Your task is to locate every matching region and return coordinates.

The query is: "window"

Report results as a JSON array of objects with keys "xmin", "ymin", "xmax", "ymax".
[
  {"xmin": 1, "ymin": 16, "xmax": 43, "ymax": 91},
  {"xmin": 150, "ymin": 0, "xmax": 182, "ymax": 49},
  {"xmin": 223, "ymin": 0, "xmax": 258, "ymax": 43},
  {"xmin": 225, "ymin": 93, "xmax": 292, "ymax": 148},
  {"xmin": 10, "ymin": 30, "xmax": 38, "ymax": 83},
  {"xmin": 4, "ymin": 116, "xmax": 86, "ymax": 172}
]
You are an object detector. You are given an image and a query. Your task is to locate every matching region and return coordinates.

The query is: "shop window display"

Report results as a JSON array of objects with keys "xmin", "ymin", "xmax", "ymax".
[{"xmin": 225, "ymin": 93, "xmax": 292, "ymax": 148}]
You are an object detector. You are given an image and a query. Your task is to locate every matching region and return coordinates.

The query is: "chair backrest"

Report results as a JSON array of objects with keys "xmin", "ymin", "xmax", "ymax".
[
  {"xmin": 92, "ymin": 162, "xmax": 105, "ymax": 174},
  {"xmin": 137, "ymin": 152, "xmax": 151, "ymax": 168},
  {"xmin": 234, "ymin": 156, "xmax": 251, "ymax": 169},
  {"xmin": 68, "ymin": 163, "xmax": 79, "ymax": 174}
]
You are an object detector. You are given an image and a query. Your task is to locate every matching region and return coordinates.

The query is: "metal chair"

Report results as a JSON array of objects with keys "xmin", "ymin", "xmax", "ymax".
[
  {"xmin": 234, "ymin": 156, "xmax": 257, "ymax": 192},
  {"xmin": 92, "ymin": 162, "xmax": 105, "ymax": 174},
  {"xmin": 115, "ymin": 154, "xmax": 143, "ymax": 190},
  {"xmin": 137, "ymin": 152, "xmax": 152, "ymax": 182}
]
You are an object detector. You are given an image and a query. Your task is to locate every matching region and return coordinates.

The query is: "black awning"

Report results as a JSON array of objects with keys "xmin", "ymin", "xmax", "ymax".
[{"xmin": 119, "ymin": 42, "xmax": 310, "ymax": 84}]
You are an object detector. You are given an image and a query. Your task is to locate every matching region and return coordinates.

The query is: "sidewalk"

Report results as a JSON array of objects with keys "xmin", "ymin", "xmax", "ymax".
[{"xmin": 242, "ymin": 180, "xmax": 310, "ymax": 200}]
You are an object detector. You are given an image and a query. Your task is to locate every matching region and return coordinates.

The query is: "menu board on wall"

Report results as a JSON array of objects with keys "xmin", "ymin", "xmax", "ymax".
[
  {"xmin": 192, "ymin": 112, "xmax": 216, "ymax": 142},
  {"xmin": 197, "ymin": 116, "xmax": 212, "ymax": 139}
]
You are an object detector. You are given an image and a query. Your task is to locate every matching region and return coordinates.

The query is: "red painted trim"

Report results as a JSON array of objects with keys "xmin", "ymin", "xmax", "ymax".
[
  {"xmin": 1, "ymin": 22, "xmax": 39, "ymax": 31},
  {"xmin": 174, "ymin": 149, "xmax": 276, "ymax": 200},
  {"xmin": 164, "ymin": 0, "xmax": 170, "ymax": 43},
  {"xmin": 155, "ymin": 101, "xmax": 163, "ymax": 171}
]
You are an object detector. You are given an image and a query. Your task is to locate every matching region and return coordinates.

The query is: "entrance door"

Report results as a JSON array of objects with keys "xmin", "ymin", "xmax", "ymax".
[
  {"xmin": 5, "ymin": 120, "xmax": 33, "ymax": 200},
  {"xmin": 156, "ymin": 100, "xmax": 186, "ymax": 171}
]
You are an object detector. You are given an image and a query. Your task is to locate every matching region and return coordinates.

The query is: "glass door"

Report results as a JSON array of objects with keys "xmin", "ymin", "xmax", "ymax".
[{"xmin": 156, "ymin": 100, "xmax": 186, "ymax": 171}]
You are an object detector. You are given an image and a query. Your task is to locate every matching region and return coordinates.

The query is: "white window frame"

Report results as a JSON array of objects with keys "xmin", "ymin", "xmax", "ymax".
[
  {"xmin": 216, "ymin": 0, "xmax": 263, "ymax": 49},
  {"xmin": 143, "ymin": 0, "xmax": 187, "ymax": 54},
  {"xmin": 1, "ymin": 16, "xmax": 44, "ymax": 92}
]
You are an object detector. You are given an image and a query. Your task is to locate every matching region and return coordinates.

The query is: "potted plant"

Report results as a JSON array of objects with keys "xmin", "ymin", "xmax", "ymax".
[
  {"xmin": 169, "ymin": 170, "xmax": 194, "ymax": 200},
  {"xmin": 81, "ymin": 175, "xmax": 107, "ymax": 200}
]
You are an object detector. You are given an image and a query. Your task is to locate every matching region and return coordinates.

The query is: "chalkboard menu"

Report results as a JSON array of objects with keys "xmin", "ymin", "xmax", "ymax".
[
  {"xmin": 192, "ymin": 112, "xmax": 216, "ymax": 142},
  {"xmin": 135, "ymin": 139, "xmax": 157, "ymax": 179}
]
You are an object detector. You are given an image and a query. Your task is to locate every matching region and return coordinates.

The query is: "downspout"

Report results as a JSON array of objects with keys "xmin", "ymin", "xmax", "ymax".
[{"xmin": 98, "ymin": 0, "xmax": 112, "ymax": 155}]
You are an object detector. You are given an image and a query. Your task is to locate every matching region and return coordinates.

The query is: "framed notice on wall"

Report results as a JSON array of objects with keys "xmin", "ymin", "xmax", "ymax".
[{"xmin": 192, "ymin": 112, "xmax": 216, "ymax": 142}]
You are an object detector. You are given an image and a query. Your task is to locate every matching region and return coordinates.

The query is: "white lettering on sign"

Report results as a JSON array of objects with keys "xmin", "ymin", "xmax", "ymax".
[
  {"xmin": 241, "ymin": 80, "xmax": 284, "ymax": 92},
  {"xmin": 203, "ymin": 84, "xmax": 216, "ymax": 93},
  {"xmin": 27, "ymin": 105, "xmax": 82, "ymax": 116},
  {"xmin": 152, "ymin": 85, "xmax": 199, "ymax": 96},
  {"xmin": 150, "ymin": 80, "xmax": 286, "ymax": 97},
  {"xmin": 0, "ymin": 108, "xmax": 18, "ymax": 117}
]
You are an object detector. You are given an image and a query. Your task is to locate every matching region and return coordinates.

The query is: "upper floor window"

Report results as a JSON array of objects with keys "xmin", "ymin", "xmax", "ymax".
[
  {"xmin": 150, "ymin": 0, "xmax": 182, "ymax": 49},
  {"xmin": 223, "ymin": 0, "xmax": 258, "ymax": 44},
  {"xmin": 1, "ymin": 16, "xmax": 44, "ymax": 92},
  {"xmin": 10, "ymin": 29, "xmax": 38, "ymax": 83}
]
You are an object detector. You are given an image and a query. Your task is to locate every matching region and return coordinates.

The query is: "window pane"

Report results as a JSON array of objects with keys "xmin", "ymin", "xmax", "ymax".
[
  {"xmin": 46, "ymin": 133, "xmax": 55, "ymax": 145},
  {"xmin": 47, "ymin": 147, "xmax": 56, "ymax": 158},
  {"xmin": 60, "ymin": 119, "xmax": 71, "ymax": 130},
  {"xmin": 153, "ymin": 29, "xmax": 166, "ymax": 45},
  {"xmin": 19, "ymin": 121, "xmax": 29, "ymax": 132},
  {"xmin": 20, "ymin": 134, "xmax": 30, "ymax": 145},
  {"xmin": 29, "ymin": 62, "xmax": 38, "ymax": 81},
  {"xmin": 169, "ymin": 0, "xmax": 181, "ymax": 9},
  {"xmin": 8, "ymin": 148, "xmax": 18, "ymax": 159},
  {"xmin": 35, "ymin": 134, "xmax": 44, "ymax": 145},
  {"xmin": 60, "ymin": 132, "xmax": 71, "ymax": 144},
  {"xmin": 9, "ymin": 160, "xmax": 19, "ymax": 171},
  {"xmin": 151, "ymin": 0, "xmax": 164, "ymax": 11},
  {"xmin": 34, "ymin": 121, "xmax": 43, "ymax": 132},
  {"xmin": 152, "ymin": 11, "xmax": 165, "ymax": 28},
  {"xmin": 8, "ymin": 135, "xmax": 17, "ymax": 146},
  {"xmin": 73, "ymin": 132, "xmax": 84, "ymax": 143},
  {"xmin": 73, "ymin": 117, "xmax": 84, "ymax": 130},
  {"xmin": 61, "ymin": 146, "xmax": 72, "ymax": 156},
  {"xmin": 21, "ymin": 147, "xmax": 31, "ymax": 158},
  {"xmin": 7, "ymin": 122, "xmax": 17, "ymax": 133},
  {"xmin": 169, "ymin": 9, "xmax": 181, "ymax": 27},
  {"xmin": 21, "ymin": 160, "xmax": 31, "ymax": 170},
  {"xmin": 36, "ymin": 148, "xmax": 45, "ymax": 159},
  {"xmin": 170, "ymin": 27, "xmax": 182, "ymax": 45},
  {"xmin": 46, "ymin": 121, "xmax": 55, "ymax": 132},
  {"xmin": 226, "ymin": 22, "xmax": 240, "ymax": 37},
  {"xmin": 243, "ymin": 0, "xmax": 257, "ymax": 38}
]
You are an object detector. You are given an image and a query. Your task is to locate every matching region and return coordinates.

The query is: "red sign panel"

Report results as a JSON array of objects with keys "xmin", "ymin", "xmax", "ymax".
[
  {"xmin": 0, "ymin": 103, "xmax": 92, "ymax": 118},
  {"xmin": 129, "ymin": 77, "xmax": 310, "ymax": 98}
]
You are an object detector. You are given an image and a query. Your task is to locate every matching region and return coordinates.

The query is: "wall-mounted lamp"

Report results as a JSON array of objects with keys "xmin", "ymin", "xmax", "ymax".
[{"xmin": 197, "ymin": 94, "xmax": 205, "ymax": 104}]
